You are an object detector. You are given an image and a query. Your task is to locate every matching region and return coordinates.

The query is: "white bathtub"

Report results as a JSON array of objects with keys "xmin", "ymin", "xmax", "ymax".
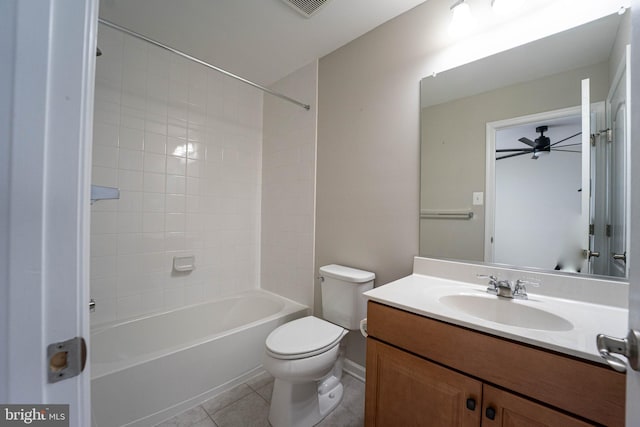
[{"xmin": 91, "ymin": 289, "xmax": 308, "ymax": 427}]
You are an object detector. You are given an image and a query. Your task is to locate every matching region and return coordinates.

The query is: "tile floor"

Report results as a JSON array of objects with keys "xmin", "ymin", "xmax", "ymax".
[{"xmin": 154, "ymin": 372, "xmax": 365, "ymax": 427}]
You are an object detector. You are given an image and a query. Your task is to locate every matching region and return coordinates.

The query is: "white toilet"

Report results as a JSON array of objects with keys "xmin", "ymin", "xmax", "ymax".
[{"xmin": 263, "ymin": 264, "xmax": 375, "ymax": 427}]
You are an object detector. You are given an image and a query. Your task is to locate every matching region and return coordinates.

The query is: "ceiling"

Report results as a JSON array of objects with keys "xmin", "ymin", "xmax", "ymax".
[{"xmin": 99, "ymin": 0, "xmax": 429, "ymax": 86}]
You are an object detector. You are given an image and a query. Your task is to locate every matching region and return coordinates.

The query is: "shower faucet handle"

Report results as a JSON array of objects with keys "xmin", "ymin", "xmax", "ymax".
[{"xmin": 89, "ymin": 298, "xmax": 96, "ymax": 313}]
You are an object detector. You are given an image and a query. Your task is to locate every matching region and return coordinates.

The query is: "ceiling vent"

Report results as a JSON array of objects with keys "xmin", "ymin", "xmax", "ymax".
[{"xmin": 281, "ymin": 0, "xmax": 332, "ymax": 18}]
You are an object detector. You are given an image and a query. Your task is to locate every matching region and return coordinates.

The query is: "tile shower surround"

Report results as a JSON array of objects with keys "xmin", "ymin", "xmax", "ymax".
[{"xmin": 91, "ymin": 24, "xmax": 263, "ymax": 325}]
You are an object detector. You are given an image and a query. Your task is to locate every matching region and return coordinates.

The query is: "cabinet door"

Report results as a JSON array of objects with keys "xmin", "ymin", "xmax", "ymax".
[
  {"xmin": 365, "ymin": 339, "xmax": 482, "ymax": 427},
  {"xmin": 481, "ymin": 384, "xmax": 595, "ymax": 427}
]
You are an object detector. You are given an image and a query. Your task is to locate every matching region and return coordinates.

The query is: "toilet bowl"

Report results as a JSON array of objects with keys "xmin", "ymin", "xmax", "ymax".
[
  {"xmin": 263, "ymin": 264, "xmax": 375, "ymax": 427},
  {"xmin": 264, "ymin": 316, "xmax": 348, "ymax": 427}
]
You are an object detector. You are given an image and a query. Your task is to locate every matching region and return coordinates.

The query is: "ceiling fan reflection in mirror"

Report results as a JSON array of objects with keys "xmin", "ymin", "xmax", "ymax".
[{"xmin": 496, "ymin": 125, "xmax": 582, "ymax": 160}]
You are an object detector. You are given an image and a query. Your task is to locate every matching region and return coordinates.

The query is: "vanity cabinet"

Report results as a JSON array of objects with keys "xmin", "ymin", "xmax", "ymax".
[
  {"xmin": 364, "ymin": 302, "xmax": 625, "ymax": 427},
  {"xmin": 366, "ymin": 338, "xmax": 482, "ymax": 426}
]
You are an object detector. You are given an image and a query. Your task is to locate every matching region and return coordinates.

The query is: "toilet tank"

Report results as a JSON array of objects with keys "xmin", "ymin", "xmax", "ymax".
[{"xmin": 319, "ymin": 264, "xmax": 375, "ymax": 330}]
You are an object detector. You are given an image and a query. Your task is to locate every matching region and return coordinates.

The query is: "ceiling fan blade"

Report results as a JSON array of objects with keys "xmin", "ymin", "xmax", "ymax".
[
  {"xmin": 497, "ymin": 151, "xmax": 531, "ymax": 160},
  {"xmin": 518, "ymin": 137, "xmax": 536, "ymax": 147},
  {"xmin": 496, "ymin": 148, "xmax": 534, "ymax": 153},
  {"xmin": 552, "ymin": 142, "xmax": 581, "ymax": 149},
  {"xmin": 550, "ymin": 131, "xmax": 581, "ymax": 147}
]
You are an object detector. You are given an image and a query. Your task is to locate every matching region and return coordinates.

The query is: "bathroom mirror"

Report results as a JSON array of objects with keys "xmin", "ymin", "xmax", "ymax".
[{"xmin": 419, "ymin": 11, "xmax": 631, "ymax": 279}]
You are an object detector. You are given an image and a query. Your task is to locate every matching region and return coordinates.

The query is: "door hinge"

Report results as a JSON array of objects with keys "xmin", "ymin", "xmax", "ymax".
[
  {"xmin": 47, "ymin": 337, "xmax": 87, "ymax": 383},
  {"xmin": 606, "ymin": 224, "xmax": 612, "ymax": 237},
  {"xmin": 592, "ymin": 128, "xmax": 612, "ymax": 144},
  {"xmin": 589, "ymin": 224, "xmax": 595, "ymax": 235}
]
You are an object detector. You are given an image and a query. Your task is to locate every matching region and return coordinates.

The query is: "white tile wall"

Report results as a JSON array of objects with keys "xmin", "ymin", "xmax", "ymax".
[{"xmin": 91, "ymin": 24, "xmax": 263, "ymax": 326}]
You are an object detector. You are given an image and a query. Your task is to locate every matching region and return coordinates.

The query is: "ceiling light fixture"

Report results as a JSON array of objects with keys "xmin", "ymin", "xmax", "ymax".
[{"xmin": 449, "ymin": 0, "xmax": 474, "ymax": 35}]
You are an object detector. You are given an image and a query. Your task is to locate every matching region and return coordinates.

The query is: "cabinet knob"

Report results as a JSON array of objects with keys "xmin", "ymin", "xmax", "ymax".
[
  {"xmin": 485, "ymin": 406, "xmax": 496, "ymax": 420},
  {"xmin": 465, "ymin": 398, "xmax": 476, "ymax": 411}
]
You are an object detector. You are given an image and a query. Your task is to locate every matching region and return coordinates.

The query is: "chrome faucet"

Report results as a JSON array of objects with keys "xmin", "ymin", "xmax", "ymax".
[{"xmin": 477, "ymin": 275, "xmax": 530, "ymax": 300}]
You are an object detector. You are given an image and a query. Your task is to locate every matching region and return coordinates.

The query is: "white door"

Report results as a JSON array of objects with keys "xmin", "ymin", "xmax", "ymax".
[
  {"xmin": 1, "ymin": 1, "xmax": 98, "ymax": 426},
  {"xmin": 627, "ymin": 1, "xmax": 640, "ymax": 422},
  {"xmin": 606, "ymin": 46, "xmax": 630, "ymax": 278},
  {"xmin": 580, "ymin": 79, "xmax": 593, "ymax": 273}
]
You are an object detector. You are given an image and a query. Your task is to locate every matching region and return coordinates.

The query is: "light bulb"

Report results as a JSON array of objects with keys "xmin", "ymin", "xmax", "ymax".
[
  {"xmin": 449, "ymin": 1, "xmax": 474, "ymax": 36},
  {"xmin": 491, "ymin": 0, "xmax": 525, "ymax": 16}
]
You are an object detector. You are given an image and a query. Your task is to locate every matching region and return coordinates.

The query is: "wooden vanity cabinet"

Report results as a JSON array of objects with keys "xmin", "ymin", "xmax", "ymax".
[
  {"xmin": 480, "ymin": 383, "xmax": 593, "ymax": 427},
  {"xmin": 367, "ymin": 338, "xmax": 482, "ymax": 426},
  {"xmin": 365, "ymin": 302, "xmax": 625, "ymax": 427}
]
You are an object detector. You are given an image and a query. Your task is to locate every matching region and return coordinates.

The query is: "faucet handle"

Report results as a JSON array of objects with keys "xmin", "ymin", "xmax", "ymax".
[
  {"xmin": 516, "ymin": 278, "xmax": 540, "ymax": 288},
  {"xmin": 476, "ymin": 274, "xmax": 498, "ymax": 283},
  {"xmin": 477, "ymin": 274, "xmax": 499, "ymax": 294},
  {"xmin": 513, "ymin": 279, "xmax": 533, "ymax": 300}
]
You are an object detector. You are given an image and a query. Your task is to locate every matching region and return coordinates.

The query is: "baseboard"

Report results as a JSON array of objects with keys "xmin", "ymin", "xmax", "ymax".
[{"xmin": 343, "ymin": 358, "xmax": 366, "ymax": 382}]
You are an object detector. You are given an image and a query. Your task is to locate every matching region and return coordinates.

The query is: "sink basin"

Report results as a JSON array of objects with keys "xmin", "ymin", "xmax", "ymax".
[{"xmin": 439, "ymin": 294, "xmax": 574, "ymax": 331}]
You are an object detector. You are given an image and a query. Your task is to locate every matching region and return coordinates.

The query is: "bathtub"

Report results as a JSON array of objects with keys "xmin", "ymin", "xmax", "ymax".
[{"xmin": 91, "ymin": 289, "xmax": 308, "ymax": 427}]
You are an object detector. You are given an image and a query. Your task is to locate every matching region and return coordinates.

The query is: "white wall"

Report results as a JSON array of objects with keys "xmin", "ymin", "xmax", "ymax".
[
  {"xmin": 495, "ymin": 122, "xmax": 582, "ymax": 271},
  {"xmin": 90, "ymin": 24, "xmax": 263, "ymax": 326},
  {"xmin": 261, "ymin": 61, "xmax": 318, "ymax": 309}
]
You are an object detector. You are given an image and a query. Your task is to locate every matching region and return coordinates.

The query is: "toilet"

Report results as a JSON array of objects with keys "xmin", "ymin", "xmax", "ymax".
[{"xmin": 263, "ymin": 264, "xmax": 375, "ymax": 427}]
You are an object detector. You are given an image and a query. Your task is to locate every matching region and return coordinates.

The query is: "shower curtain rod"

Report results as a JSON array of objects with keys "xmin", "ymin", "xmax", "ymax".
[{"xmin": 97, "ymin": 18, "xmax": 311, "ymax": 111}]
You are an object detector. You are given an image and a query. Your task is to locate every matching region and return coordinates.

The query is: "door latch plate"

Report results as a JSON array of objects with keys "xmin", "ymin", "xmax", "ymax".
[{"xmin": 47, "ymin": 337, "xmax": 87, "ymax": 383}]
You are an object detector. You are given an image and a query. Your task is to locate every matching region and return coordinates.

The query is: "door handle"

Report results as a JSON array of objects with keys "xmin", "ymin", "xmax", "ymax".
[
  {"xmin": 582, "ymin": 249, "xmax": 600, "ymax": 259},
  {"xmin": 612, "ymin": 252, "xmax": 626, "ymax": 263},
  {"xmin": 596, "ymin": 329, "xmax": 640, "ymax": 372}
]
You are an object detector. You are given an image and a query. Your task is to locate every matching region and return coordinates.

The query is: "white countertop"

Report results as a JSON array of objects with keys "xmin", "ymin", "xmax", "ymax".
[{"xmin": 364, "ymin": 273, "xmax": 629, "ymax": 365}]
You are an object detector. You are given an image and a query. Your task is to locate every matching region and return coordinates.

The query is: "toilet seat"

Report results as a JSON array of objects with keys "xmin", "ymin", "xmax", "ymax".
[{"xmin": 266, "ymin": 316, "xmax": 347, "ymax": 360}]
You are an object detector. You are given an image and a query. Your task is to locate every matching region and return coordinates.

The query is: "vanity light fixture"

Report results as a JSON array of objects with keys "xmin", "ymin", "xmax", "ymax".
[
  {"xmin": 491, "ymin": 0, "xmax": 525, "ymax": 16},
  {"xmin": 449, "ymin": 0, "xmax": 474, "ymax": 35}
]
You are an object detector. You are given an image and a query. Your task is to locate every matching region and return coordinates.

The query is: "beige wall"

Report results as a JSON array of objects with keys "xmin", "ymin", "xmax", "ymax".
[
  {"xmin": 315, "ymin": 0, "xmax": 623, "ymax": 366},
  {"xmin": 316, "ymin": 4, "xmax": 432, "ymax": 364},
  {"xmin": 261, "ymin": 61, "xmax": 318, "ymax": 309},
  {"xmin": 316, "ymin": 2, "xmax": 427, "ymax": 291},
  {"xmin": 420, "ymin": 61, "xmax": 610, "ymax": 261}
]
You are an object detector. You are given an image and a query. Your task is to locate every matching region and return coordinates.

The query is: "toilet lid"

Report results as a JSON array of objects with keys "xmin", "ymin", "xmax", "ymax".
[{"xmin": 266, "ymin": 316, "xmax": 347, "ymax": 359}]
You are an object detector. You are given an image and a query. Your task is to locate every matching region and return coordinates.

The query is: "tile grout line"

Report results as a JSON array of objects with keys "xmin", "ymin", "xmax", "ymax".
[
  {"xmin": 202, "ymin": 405, "xmax": 219, "ymax": 427},
  {"xmin": 201, "ymin": 384, "xmax": 254, "ymax": 419}
]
